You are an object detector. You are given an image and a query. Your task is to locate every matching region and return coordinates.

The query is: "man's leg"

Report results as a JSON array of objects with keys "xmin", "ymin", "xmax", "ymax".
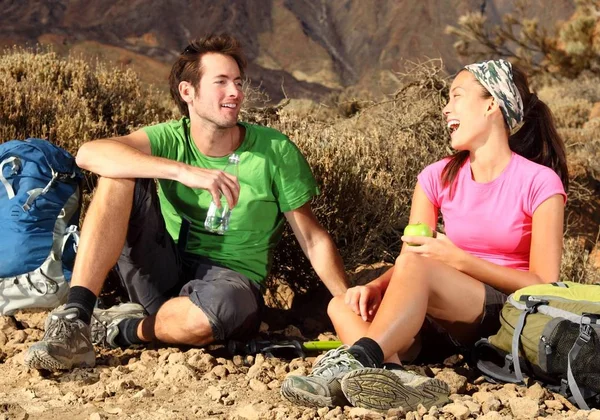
[
  {"xmin": 136, "ymin": 263, "xmax": 263, "ymax": 347},
  {"xmin": 25, "ymin": 177, "xmax": 137, "ymax": 370},
  {"xmin": 91, "ymin": 178, "xmax": 182, "ymax": 348}
]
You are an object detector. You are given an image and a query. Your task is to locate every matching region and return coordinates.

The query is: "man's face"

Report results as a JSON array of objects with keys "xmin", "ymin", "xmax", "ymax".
[{"xmin": 189, "ymin": 52, "xmax": 244, "ymax": 129}]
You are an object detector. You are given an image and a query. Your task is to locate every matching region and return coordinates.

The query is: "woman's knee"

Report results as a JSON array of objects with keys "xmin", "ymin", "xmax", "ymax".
[
  {"xmin": 327, "ymin": 295, "xmax": 346, "ymax": 320},
  {"xmin": 393, "ymin": 253, "xmax": 432, "ymax": 280}
]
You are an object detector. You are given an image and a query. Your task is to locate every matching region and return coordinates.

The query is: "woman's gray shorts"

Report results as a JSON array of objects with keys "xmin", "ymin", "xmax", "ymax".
[{"xmin": 113, "ymin": 179, "xmax": 264, "ymax": 341}]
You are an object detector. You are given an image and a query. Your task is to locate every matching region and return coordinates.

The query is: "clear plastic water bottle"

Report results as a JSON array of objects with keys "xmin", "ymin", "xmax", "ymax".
[{"xmin": 204, "ymin": 153, "xmax": 240, "ymax": 234}]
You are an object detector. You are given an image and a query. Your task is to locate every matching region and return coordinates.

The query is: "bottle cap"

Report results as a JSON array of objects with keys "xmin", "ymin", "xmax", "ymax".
[{"xmin": 229, "ymin": 153, "xmax": 240, "ymax": 163}]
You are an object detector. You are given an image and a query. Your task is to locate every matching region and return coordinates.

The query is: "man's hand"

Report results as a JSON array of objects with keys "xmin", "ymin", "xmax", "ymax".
[
  {"xmin": 344, "ymin": 284, "xmax": 382, "ymax": 322},
  {"xmin": 178, "ymin": 165, "xmax": 240, "ymax": 209}
]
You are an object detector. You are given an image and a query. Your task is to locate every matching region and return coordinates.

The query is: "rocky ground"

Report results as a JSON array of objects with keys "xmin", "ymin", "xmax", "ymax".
[{"xmin": 2, "ymin": 307, "xmax": 600, "ymax": 420}]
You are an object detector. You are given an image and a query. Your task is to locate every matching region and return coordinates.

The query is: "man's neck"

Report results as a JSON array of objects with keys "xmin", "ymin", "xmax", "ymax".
[{"xmin": 189, "ymin": 118, "xmax": 242, "ymax": 158}]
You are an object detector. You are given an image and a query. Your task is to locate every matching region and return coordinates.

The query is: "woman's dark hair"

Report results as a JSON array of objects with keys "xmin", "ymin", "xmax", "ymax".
[
  {"xmin": 441, "ymin": 65, "xmax": 569, "ymax": 195},
  {"xmin": 169, "ymin": 34, "xmax": 247, "ymax": 117}
]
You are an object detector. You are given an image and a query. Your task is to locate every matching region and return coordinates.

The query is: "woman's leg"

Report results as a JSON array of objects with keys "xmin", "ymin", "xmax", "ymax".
[
  {"xmin": 328, "ymin": 294, "xmax": 403, "ymax": 364},
  {"xmin": 281, "ymin": 253, "xmax": 487, "ymax": 409},
  {"xmin": 366, "ymin": 252, "xmax": 486, "ymax": 361},
  {"xmin": 337, "ymin": 253, "xmax": 487, "ymax": 411}
]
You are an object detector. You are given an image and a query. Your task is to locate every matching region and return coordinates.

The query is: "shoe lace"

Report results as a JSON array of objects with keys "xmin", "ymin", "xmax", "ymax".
[
  {"xmin": 44, "ymin": 316, "xmax": 76, "ymax": 341},
  {"xmin": 90, "ymin": 313, "xmax": 109, "ymax": 346},
  {"xmin": 310, "ymin": 346, "xmax": 362, "ymax": 378}
]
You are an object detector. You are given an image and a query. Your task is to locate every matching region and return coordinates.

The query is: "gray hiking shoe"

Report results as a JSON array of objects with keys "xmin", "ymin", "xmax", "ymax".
[
  {"xmin": 91, "ymin": 302, "xmax": 146, "ymax": 348},
  {"xmin": 24, "ymin": 305, "xmax": 95, "ymax": 371},
  {"xmin": 280, "ymin": 346, "xmax": 364, "ymax": 408},
  {"xmin": 341, "ymin": 366, "xmax": 450, "ymax": 412}
]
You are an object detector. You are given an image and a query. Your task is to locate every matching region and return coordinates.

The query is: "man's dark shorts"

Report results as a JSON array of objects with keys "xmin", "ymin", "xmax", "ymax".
[
  {"xmin": 411, "ymin": 284, "xmax": 508, "ymax": 364},
  {"xmin": 113, "ymin": 179, "xmax": 264, "ymax": 341}
]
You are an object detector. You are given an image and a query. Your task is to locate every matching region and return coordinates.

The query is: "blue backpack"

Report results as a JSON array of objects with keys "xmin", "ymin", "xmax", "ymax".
[{"xmin": 0, "ymin": 139, "xmax": 83, "ymax": 314}]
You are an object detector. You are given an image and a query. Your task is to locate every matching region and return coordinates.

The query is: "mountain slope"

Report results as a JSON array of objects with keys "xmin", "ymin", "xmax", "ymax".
[{"xmin": 0, "ymin": 0, "xmax": 575, "ymax": 101}]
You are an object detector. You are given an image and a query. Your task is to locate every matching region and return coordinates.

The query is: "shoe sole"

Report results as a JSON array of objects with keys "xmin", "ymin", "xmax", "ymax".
[
  {"xmin": 280, "ymin": 380, "xmax": 335, "ymax": 408},
  {"xmin": 24, "ymin": 348, "xmax": 95, "ymax": 371},
  {"xmin": 341, "ymin": 368, "xmax": 449, "ymax": 412}
]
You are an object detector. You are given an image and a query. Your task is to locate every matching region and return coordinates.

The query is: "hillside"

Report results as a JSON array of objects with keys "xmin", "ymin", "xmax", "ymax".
[{"xmin": 0, "ymin": 0, "xmax": 575, "ymax": 101}]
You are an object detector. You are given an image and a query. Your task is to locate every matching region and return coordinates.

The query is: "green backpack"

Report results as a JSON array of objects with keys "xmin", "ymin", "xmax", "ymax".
[{"xmin": 474, "ymin": 281, "xmax": 600, "ymax": 410}]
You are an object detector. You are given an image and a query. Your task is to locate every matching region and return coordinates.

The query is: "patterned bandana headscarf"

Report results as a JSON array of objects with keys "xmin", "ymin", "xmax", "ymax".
[{"xmin": 464, "ymin": 59, "xmax": 524, "ymax": 134}]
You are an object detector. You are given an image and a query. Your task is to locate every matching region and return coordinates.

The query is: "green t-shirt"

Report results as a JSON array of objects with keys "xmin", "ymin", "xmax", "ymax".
[{"xmin": 143, "ymin": 117, "xmax": 319, "ymax": 284}]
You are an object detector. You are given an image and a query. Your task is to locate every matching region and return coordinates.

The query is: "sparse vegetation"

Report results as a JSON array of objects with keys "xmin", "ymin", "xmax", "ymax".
[
  {"xmin": 446, "ymin": 0, "xmax": 600, "ymax": 80},
  {"xmin": 0, "ymin": 48, "xmax": 598, "ymax": 300}
]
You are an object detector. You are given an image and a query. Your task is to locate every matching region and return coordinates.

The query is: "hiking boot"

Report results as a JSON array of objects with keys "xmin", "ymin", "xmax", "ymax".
[
  {"xmin": 280, "ymin": 346, "xmax": 364, "ymax": 408},
  {"xmin": 91, "ymin": 302, "xmax": 146, "ymax": 348},
  {"xmin": 341, "ymin": 366, "xmax": 450, "ymax": 412},
  {"xmin": 24, "ymin": 306, "xmax": 95, "ymax": 371}
]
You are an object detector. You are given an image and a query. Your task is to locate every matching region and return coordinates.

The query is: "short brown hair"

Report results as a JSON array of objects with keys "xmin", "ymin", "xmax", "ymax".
[{"xmin": 168, "ymin": 34, "xmax": 247, "ymax": 117}]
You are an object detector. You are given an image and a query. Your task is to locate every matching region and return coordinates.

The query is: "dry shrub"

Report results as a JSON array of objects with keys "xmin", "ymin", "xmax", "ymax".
[
  {"xmin": 538, "ymin": 75, "xmax": 600, "ymax": 105},
  {"xmin": 0, "ymin": 47, "xmax": 175, "ymax": 155},
  {"xmin": 1, "ymin": 49, "xmax": 598, "ymax": 300},
  {"xmin": 562, "ymin": 124, "xmax": 600, "ymax": 180},
  {"xmin": 561, "ymin": 237, "xmax": 600, "ymax": 284},
  {"xmin": 538, "ymin": 76, "xmax": 600, "ymax": 129},
  {"xmin": 260, "ymin": 61, "xmax": 451, "ymax": 293},
  {"xmin": 0, "ymin": 47, "xmax": 176, "ymax": 218}
]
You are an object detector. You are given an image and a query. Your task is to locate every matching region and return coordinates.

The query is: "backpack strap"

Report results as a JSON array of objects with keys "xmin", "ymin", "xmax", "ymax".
[
  {"xmin": 22, "ymin": 170, "xmax": 58, "ymax": 211},
  {"xmin": 54, "ymin": 224, "xmax": 80, "ymax": 261},
  {"xmin": 512, "ymin": 309, "xmax": 529, "ymax": 382},
  {"xmin": 178, "ymin": 217, "xmax": 191, "ymax": 252},
  {"xmin": 512, "ymin": 296, "xmax": 549, "ymax": 382},
  {"xmin": 566, "ymin": 315, "xmax": 600, "ymax": 410},
  {"xmin": 0, "ymin": 156, "xmax": 21, "ymax": 199}
]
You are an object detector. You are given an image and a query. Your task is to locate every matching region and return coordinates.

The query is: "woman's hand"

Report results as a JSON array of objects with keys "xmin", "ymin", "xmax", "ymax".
[
  {"xmin": 344, "ymin": 284, "xmax": 382, "ymax": 322},
  {"xmin": 402, "ymin": 232, "xmax": 465, "ymax": 270}
]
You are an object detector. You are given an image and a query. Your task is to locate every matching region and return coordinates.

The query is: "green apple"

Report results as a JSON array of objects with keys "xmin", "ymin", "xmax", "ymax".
[{"xmin": 403, "ymin": 222, "xmax": 434, "ymax": 246}]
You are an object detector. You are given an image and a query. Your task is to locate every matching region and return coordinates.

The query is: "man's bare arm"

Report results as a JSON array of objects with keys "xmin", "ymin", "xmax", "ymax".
[
  {"xmin": 285, "ymin": 203, "xmax": 348, "ymax": 296},
  {"xmin": 76, "ymin": 130, "xmax": 240, "ymax": 207}
]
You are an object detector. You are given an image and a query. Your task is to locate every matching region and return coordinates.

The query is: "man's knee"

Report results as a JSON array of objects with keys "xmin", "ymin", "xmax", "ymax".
[
  {"xmin": 95, "ymin": 176, "xmax": 136, "ymax": 195},
  {"xmin": 186, "ymin": 283, "xmax": 261, "ymax": 341},
  {"xmin": 86, "ymin": 177, "xmax": 136, "ymax": 220},
  {"xmin": 182, "ymin": 303, "xmax": 214, "ymax": 340}
]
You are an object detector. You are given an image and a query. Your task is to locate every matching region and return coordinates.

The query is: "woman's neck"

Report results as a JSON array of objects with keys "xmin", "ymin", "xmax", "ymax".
[{"xmin": 469, "ymin": 134, "xmax": 513, "ymax": 183}]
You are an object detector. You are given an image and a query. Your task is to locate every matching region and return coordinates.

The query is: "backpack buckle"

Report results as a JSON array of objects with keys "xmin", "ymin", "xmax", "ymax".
[
  {"xmin": 521, "ymin": 295, "xmax": 548, "ymax": 311},
  {"xmin": 582, "ymin": 313, "xmax": 600, "ymax": 324},
  {"xmin": 578, "ymin": 323, "xmax": 593, "ymax": 344}
]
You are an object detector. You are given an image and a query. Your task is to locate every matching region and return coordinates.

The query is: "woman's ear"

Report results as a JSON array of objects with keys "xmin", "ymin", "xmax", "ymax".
[
  {"xmin": 485, "ymin": 96, "xmax": 502, "ymax": 117},
  {"xmin": 178, "ymin": 81, "xmax": 195, "ymax": 104}
]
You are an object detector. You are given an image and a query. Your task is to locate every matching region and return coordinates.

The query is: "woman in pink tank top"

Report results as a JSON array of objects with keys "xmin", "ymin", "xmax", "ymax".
[{"xmin": 281, "ymin": 60, "xmax": 569, "ymax": 412}]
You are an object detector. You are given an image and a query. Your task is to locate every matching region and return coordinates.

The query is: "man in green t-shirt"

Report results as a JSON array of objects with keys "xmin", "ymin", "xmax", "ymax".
[{"xmin": 25, "ymin": 34, "xmax": 348, "ymax": 371}]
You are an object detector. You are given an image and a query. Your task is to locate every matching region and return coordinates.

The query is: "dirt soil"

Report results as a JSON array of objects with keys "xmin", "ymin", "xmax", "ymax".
[
  {"xmin": 3, "ymin": 310, "xmax": 600, "ymax": 420},
  {"xmin": 2, "ymin": 265, "xmax": 600, "ymax": 420}
]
